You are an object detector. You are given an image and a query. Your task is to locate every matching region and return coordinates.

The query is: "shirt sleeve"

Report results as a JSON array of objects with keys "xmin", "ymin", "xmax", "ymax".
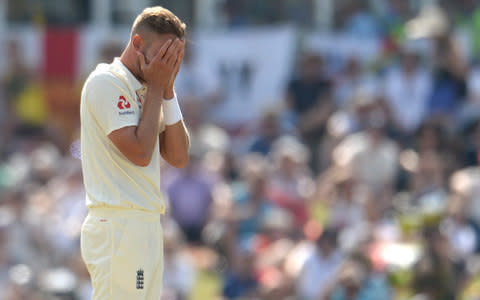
[{"xmin": 84, "ymin": 73, "xmax": 140, "ymax": 135}]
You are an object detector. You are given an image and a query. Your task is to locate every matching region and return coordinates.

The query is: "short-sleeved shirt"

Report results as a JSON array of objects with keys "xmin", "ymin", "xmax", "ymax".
[{"xmin": 80, "ymin": 58, "xmax": 165, "ymax": 213}]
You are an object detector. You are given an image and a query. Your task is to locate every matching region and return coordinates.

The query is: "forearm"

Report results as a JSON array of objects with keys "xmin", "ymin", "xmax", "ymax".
[
  {"xmin": 160, "ymin": 120, "xmax": 190, "ymax": 168},
  {"xmin": 134, "ymin": 87, "xmax": 164, "ymax": 161}
]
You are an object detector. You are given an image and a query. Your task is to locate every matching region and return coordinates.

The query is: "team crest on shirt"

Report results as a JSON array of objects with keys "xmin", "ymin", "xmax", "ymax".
[
  {"xmin": 117, "ymin": 95, "xmax": 135, "ymax": 115},
  {"xmin": 117, "ymin": 95, "xmax": 132, "ymax": 109},
  {"xmin": 136, "ymin": 269, "xmax": 144, "ymax": 289}
]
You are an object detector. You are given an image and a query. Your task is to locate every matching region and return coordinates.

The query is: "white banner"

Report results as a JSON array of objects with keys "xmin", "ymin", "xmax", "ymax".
[{"xmin": 194, "ymin": 26, "xmax": 296, "ymax": 126}]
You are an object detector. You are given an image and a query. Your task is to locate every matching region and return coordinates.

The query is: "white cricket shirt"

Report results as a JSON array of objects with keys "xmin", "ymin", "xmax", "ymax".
[{"xmin": 80, "ymin": 58, "xmax": 165, "ymax": 213}]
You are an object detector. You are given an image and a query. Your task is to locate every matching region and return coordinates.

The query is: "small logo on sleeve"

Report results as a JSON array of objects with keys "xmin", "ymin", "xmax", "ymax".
[
  {"xmin": 136, "ymin": 269, "xmax": 144, "ymax": 289},
  {"xmin": 117, "ymin": 95, "xmax": 131, "ymax": 110}
]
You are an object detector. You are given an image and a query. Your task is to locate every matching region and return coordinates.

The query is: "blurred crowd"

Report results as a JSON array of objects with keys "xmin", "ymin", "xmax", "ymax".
[{"xmin": 4, "ymin": 1, "xmax": 480, "ymax": 300}]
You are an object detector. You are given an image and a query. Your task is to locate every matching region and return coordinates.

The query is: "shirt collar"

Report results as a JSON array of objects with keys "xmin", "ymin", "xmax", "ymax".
[{"xmin": 112, "ymin": 57, "xmax": 144, "ymax": 92}]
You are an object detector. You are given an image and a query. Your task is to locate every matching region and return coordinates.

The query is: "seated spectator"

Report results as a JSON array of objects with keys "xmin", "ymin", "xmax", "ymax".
[
  {"xmin": 460, "ymin": 118, "xmax": 480, "ymax": 167},
  {"xmin": 334, "ymin": 57, "xmax": 374, "ymax": 109},
  {"xmin": 267, "ymin": 136, "xmax": 314, "ymax": 225},
  {"xmin": 286, "ymin": 53, "xmax": 334, "ymax": 173},
  {"xmin": 167, "ymin": 152, "xmax": 214, "ymax": 244},
  {"xmin": 409, "ymin": 150, "xmax": 446, "ymax": 203},
  {"xmin": 297, "ymin": 228, "xmax": 343, "ymax": 300},
  {"xmin": 384, "ymin": 50, "xmax": 431, "ymax": 137},
  {"xmin": 414, "ymin": 122, "xmax": 446, "ymax": 154},
  {"xmin": 232, "ymin": 154, "xmax": 274, "ymax": 248},
  {"xmin": 316, "ymin": 167, "xmax": 367, "ymax": 229},
  {"xmin": 324, "ymin": 253, "xmax": 391, "ymax": 300},
  {"xmin": 442, "ymin": 194, "xmax": 480, "ymax": 258},
  {"xmin": 248, "ymin": 111, "xmax": 281, "ymax": 156},
  {"xmin": 411, "ymin": 226, "xmax": 464, "ymax": 300},
  {"xmin": 427, "ymin": 33, "xmax": 467, "ymax": 119},
  {"xmin": 162, "ymin": 221, "xmax": 195, "ymax": 300},
  {"xmin": 222, "ymin": 249, "xmax": 258, "ymax": 299},
  {"xmin": 333, "ymin": 107, "xmax": 398, "ymax": 196}
]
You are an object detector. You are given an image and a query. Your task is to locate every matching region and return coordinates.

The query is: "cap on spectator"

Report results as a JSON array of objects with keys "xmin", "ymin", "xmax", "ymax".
[{"xmin": 271, "ymin": 135, "xmax": 310, "ymax": 165}]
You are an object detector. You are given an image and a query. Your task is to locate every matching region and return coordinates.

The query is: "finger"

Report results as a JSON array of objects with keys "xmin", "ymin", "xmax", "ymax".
[
  {"xmin": 173, "ymin": 46, "xmax": 185, "ymax": 72},
  {"xmin": 177, "ymin": 43, "xmax": 185, "ymax": 62},
  {"xmin": 136, "ymin": 51, "xmax": 147, "ymax": 71},
  {"xmin": 171, "ymin": 42, "xmax": 185, "ymax": 77},
  {"xmin": 152, "ymin": 39, "xmax": 173, "ymax": 64},
  {"xmin": 163, "ymin": 39, "xmax": 181, "ymax": 65},
  {"xmin": 166, "ymin": 52, "xmax": 179, "ymax": 67},
  {"xmin": 163, "ymin": 48, "xmax": 178, "ymax": 67},
  {"xmin": 176, "ymin": 40, "xmax": 185, "ymax": 57}
]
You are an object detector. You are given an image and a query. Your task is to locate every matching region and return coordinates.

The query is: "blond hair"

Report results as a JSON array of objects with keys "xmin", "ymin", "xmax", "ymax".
[{"xmin": 131, "ymin": 6, "xmax": 186, "ymax": 39}]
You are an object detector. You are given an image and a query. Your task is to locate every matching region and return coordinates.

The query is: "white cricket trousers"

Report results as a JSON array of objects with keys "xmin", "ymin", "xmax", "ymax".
[{"xmin": 81, "ymin": 207, "xmax": 164, "ymax": 300}]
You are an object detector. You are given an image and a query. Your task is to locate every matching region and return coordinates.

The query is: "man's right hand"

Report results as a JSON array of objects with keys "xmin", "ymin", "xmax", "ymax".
[{"xmin": 137, "ymin": 38, "xmax": 182, "ymax": 90}]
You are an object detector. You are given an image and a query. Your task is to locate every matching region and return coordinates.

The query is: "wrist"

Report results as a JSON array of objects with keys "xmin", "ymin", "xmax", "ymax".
[
  {"xmin": 162, "ymin": 94, "xmax": 183, "ymax": 125},
  {"xmin": 146, "ymin": 85, "xmax": 166, "ymax": 100},
  {"xmin": 147, "ymin": 84, "xmax": 164, "ymax": 93},
  {"xmin": 164, "ymin": 85, "xmax": 175, "ymax": 100}
]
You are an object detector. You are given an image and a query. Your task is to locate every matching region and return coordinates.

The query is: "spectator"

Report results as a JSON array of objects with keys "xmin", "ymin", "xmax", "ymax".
[
  {"xmin": 232, "ymin": 154, "xmax": 273, "ymax": 248},
  {"xmin": 222, "ymin": 249, "xmax": 258, "ymax": 299},
  {"xmin": 411, "ymin": 226, "xmax": 463, "ymax": 300},
  {"xmin": 267, "ymin": 136, "xmax": 314, "ymax": 226},
  {"xmin": 334, "ymin": 57, "xmax": 370, "ymax": 108},
  {"xmin": 441, "ymin": 194, "xmax": 480, "ymax": 258},
  {"xmin": 297, "ymin": 228, "xmax": 343, "ymax": 300},
  {"xmin": 324, "ymin": 253, "xmax": 391, "ymax": 300},
  {"xmin": 167, "ymin": 153, "xmax": 214, "ymax": 244},
  {"xmin": 333, "ymin": 103, "xmax": 398, "ymax": 197},
  {"xmin": 316, "ymin": 167, "xmax": 367, "ymax": 229},
  {"xmin": 427, "ymin": 33, "xmax": 467, "ymax": 119},
  {"xmin": 409, "ymin": 150, "xmax": 446, "ymax": 203},
  {"xmin": 286, "ymin": 53, "xmax": 334, "ymax": 173},
  {"xmin": 162, "ymin": 220, "xmax": 196, "ymax": 300},
  {"xmin": 248, "ymin": 111, "xmax": 282, "ymax": 156},
  {"xmin": 384, "ymin": 50, "xmax": 431, "ymax": 137}
]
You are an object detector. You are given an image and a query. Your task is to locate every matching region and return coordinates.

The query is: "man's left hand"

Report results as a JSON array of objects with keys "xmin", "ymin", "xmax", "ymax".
[{"xmin": 164, "ymin": 40, "xmax": 185, "ymax": 99}]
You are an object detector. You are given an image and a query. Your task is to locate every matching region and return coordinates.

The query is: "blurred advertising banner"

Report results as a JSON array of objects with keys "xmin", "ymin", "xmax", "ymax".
[{"xmin": 194, "ymin": 26, "xmax": 296, "ymax": 127}]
